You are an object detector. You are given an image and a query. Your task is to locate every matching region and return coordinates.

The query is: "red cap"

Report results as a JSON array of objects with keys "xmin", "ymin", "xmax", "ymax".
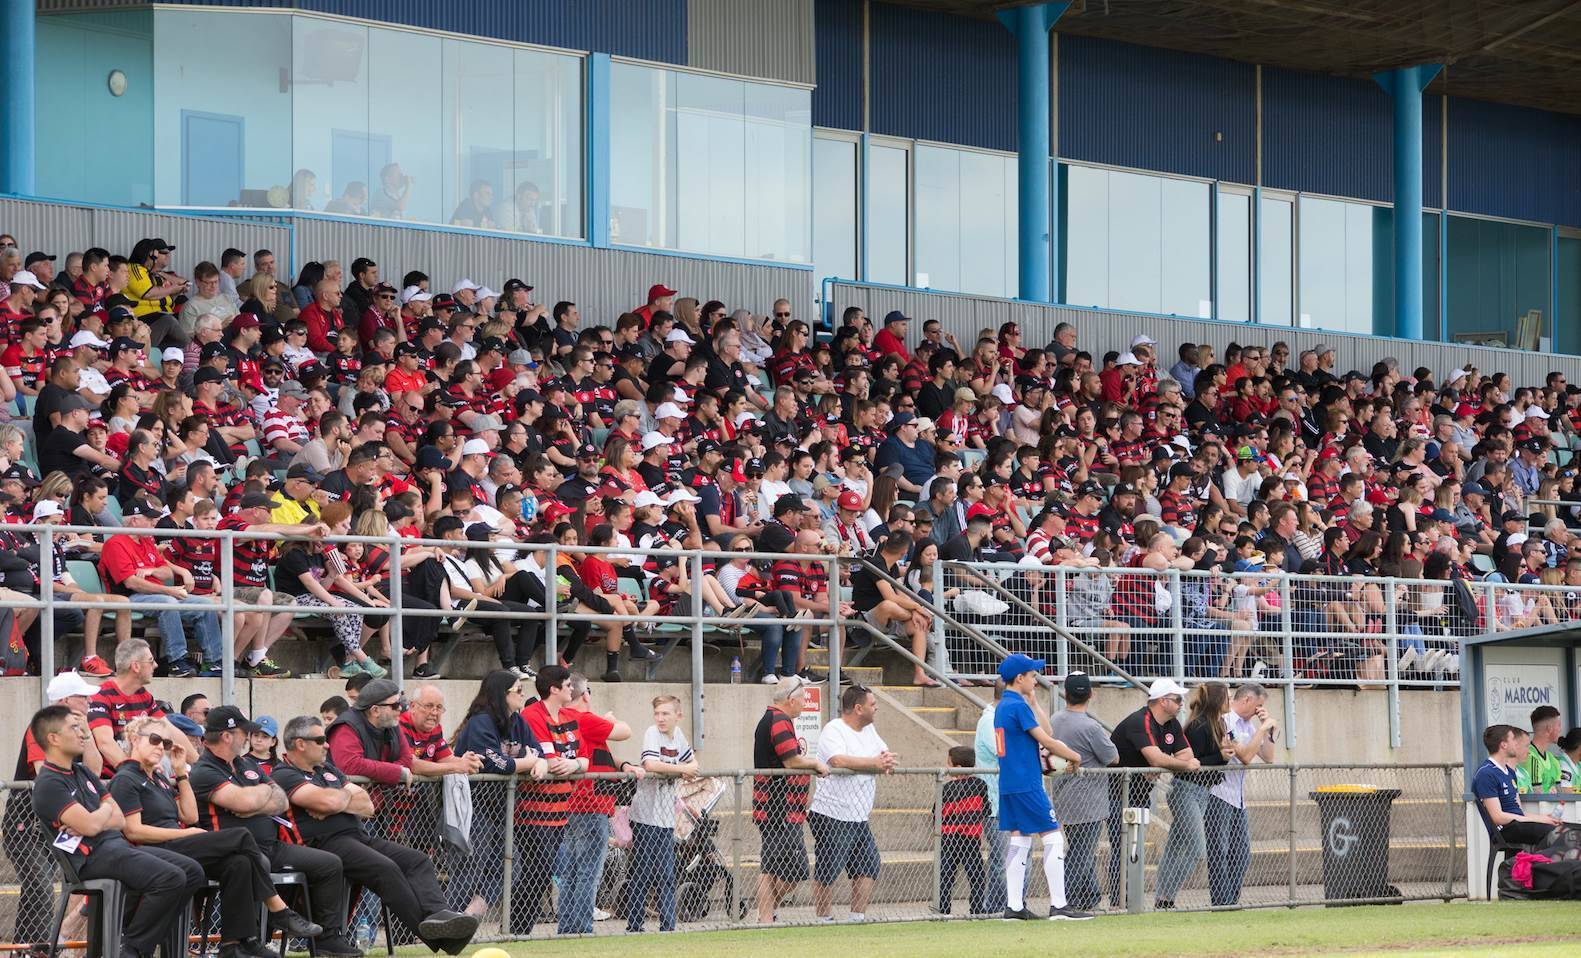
[
  {"xmin": 229, "ymin": 312, "xmax": 260, "ymax": 330},
  {"xmin": 541, "ymin": 501, "xmax": 575, "ymax": 522},
  {"xmin": 837, "ymin": 490, "xmax": 863, "ymax": 512},
  {"xmin": 1454, "ymin": 403, "xmax": 1477, "ymax": 418},
  {"xmin": 647, "ymin": 283, "xmax": 677, "ymax": 301}
]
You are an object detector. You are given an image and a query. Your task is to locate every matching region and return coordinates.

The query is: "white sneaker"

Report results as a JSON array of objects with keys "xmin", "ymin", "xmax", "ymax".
[
  {"xmin": 1398, "ymin": 648, "xmax": 1417, "ymax": 672},
  {"xmin": 593, "ymin": 908, "xmax": 611, "ymax": 922},
  {"xmin": 760, "ymin": 673, "xmax": 779, "ymax": 685},
  {"xmin": 1250, "ymin": 660, "xmax": 1268, "ymax": 680},
  {"xmin": 1446, "ymin": 653, "xmax": 1460, "ymax": 672}
]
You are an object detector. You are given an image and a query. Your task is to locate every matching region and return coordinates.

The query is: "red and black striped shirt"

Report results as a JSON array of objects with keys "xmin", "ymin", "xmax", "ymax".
[
  {"xmin": 217, "ymin": 516, "xmax": 272, "ymax": 587},
  {"xmin": 517, "ymin": 701, "xmax": 580, "ymax": 828},
  {"xmin": 940, "ymin": 776, "xmax": 988, "ymax": 838},
  {"xmin": 752, "ymin": 706, "xmax": 809, "ymax": 824}
]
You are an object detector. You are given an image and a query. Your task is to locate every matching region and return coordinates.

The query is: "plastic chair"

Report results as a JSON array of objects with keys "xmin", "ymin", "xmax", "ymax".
[
  {"xmin": 102, "ymin": 497, "xmax": 124, "ymax": 526},
  {"xmin": 270, "ymin": 870, "xmax": 316, "ymax": 958},
  {"xmin": 1483, "ymin": 822, "xmax": 1527, "ymax": 901},
  {"xmin": 48, "ymin": 847, "xmax": 125, "ymax": 958}
]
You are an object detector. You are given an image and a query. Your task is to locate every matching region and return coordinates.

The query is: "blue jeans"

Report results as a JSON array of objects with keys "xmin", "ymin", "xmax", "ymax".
[
  {"xmin": 1062, "ymin": 820, "xmax": 1104, "ymax": 910},
  {"xmin": 136, "ymin": 593, "xmax": 222, "ymax": 663},
  {"xmin": 1400, "ymin": 623, "xmax": 1427, "ymax": 657},
  {"xmin": 753, "ymin": 620, "xmax": 797, "ymax": 678},
  {"xmin": 1154, "ymin": 779, "xmax": 1210, "ymax": 903},
  {"xmin": 983, "ymin": 814, "xmax": 1007, "ymax": 912},
  {"xmin": 1184, "ymin": 622, "xmax": 1228, "ymax": 677},
  {"xmin": 1204, "ymin": 796, "xmax": 1250, "ymax": 906},
  {"xmin": 625, "ymin": 822, "xmax": 676, "ymax": 932},
  {"xmin": 556, "ymin": 813, "xmax": 610, "ymax": 934}
]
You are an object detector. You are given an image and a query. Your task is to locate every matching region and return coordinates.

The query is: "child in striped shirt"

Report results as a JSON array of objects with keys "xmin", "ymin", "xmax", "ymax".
[{"xmin": 625, "ymin": 695, "xmax": 699, "ymax": 933}]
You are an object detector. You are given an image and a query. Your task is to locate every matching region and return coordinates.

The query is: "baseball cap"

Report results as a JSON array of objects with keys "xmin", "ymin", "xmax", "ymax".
[
  {"xmin": 400, "ymin": 285, "xmax": 432, "ymax": 304},
  {"xmin": 997, "ymin": 652, "xmax": 1045, "ymax": 683},
  {"xmin": 24, "ymin": 251, "xmax": 55, "ymax": 267},
  {"xmin": 696, "ymin": 438, "xmax": 723, "ymax": 457},
  {"xmin": 31, "ymin": 500, "xmax": 63, "ymax": 521},
  {"xmin": 1130, "ymin": 334, "xmax": 1157, "ymax": 348},
  {"xmin": 69, "ymin": 330, "xmax": 110, "ymax": 349},
  {"xmin": 166, "ymin": 714, "xmax": 203, "ymax": 737},
  {"xmin": 286, "ymin": 463, "xmax": 324, "ymax": 483},
  {"xmin": 633, "ymin": 490, "xmax": 665, "ymax": 509},
  {"xmin": 502, "ymin": 278, "xmax": 533, "ymax": 295},
  {"xmin": 414, "ymin": 446, "xmax": 452, "ymax": 471},
  {"xmin": 837, "ymin": 490, "xmax": 863, "ymax": 511},
  {"xmin": 507, "ymin": 349, "xmax": 533, "ymax": 366},
  {"xmin": 1148, "ymin": 678, "xmax": 1188, "ymax": 701},
  {"xmin": 461, "ymin": 438, "xmax": 491, "ymax": 457},
  {"xmin": 228, "ymin": 312, "xmax": 261, "ymax": 332},
  {"xmin": 576, "ymin": 442, "xmax": 600, "ymax": 459},
  {"xmin": 430, "ymin": 293, "xmax": 456, "ymax": 310},
  {"xmin": 253, "ymin": 716, "xmax": 280, "ymax": 738},
  {"xmin": 194, "ymin": 367, "xmax": 226, "ymax": 386},
  {"xmin": 664, "ymin": 328, "xmax": 695, "ymax": 346},
  {"xmin": 773, "ymin": 493, "xmax": 809, "ymax": 515},
  {"xmin": 744, "ymin": 457, "xmax": 766, "ymax": 476},
  {"xmin": 199, "ymin": 341, "xmax": 229, "ymax": 363},
  {"xmin": 1507, "ymin": 531, "xmax": 1530, "ymax": 547},
  {"xmin": 58, "ymin": 394, "xmax": 93, "ymax": 414},
  {"xmin": 654, "ymin": 402, "xmax": 685, "ymax": 420},
  {"xmin": 641, "ymin": 431, "xmax": 673, "ymax": 452},
  {"xmin": 888, "ymin": 412, "xmax": 916, "ymax": 430},
  {"xmin": 239, "ymin": 492, "xmax": 275, "ymax": 509},
  {"xmin": 1116, "ymin": 351, "xmax": 1140, "ymax": 367},
  {"xmin": 1463, "ymin": 482, "xmax": 1489, "ymax": 497},
  {"xmin": 1429, "ymin": 508, "xmax": 1456, "ymax": 523},
  {"xmin": 452, "ymin": 278, "xmax": 481, "ymax": 295},
  {"xmin": 9, "ymin": 270, "xmax": 45, "ymax": 290},
  {"xmin": 47, "ymin": 672, "xmax": 100, "ymax": 702},
  {"xmin": 471, "ymin": 414, "xmax": 505, "ymax": 433},
  {"xmin": 666, "ymin": 486, "xmax": 701, "ymax": 505},
  {"xmin": 108, "ymin": 336, "xmax": 142, "ymax": 356},
  {"xmin": 882, "ymin": 309, "xmax": 910, "ymax": 326},
  {"xmin": 160, "ymin": 347, "xmax": 185, "ymax": 364},
  {"xmin": 647, "ymin": 283, "xmax": 677, "ymax": 301},
  {"xmin": 1168, "ymin": 462, "xmax": 1196, "ymax": 482},
  {"xmin": 204, "ymin": 705, "xmax": 258, "ymax": 734},
  {"xmin": 1111, "ymin": 483, "xmax": 1138, "ymax": 497},
  {"xmin": 1064, "ymin": 671, "xmax": 1092, "ymax": 698}
]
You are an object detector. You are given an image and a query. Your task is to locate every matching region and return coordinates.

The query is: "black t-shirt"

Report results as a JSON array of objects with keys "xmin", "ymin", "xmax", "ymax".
[
  {"xmin": 275, "ymin": 548, "xmax": 326, "ymax": 598},
  {"xmin": 318, "ymin": 469, "xmax": 354, "ymax": 504},
  {"xmin": 1180, "ymin": 717, "xmax": 1227, "ymax": 787},
  {"xmin": 704, "ymin": 356, "xmax": 750, "ymax": 395},
  {"xmin": 189, "ymin": 750, "xmax": 283, "ymax": 850},
  {"xmin": 649, "ymin": 353, "xmax": 681, "ymax": 384},
  {"xmin": 556, "ymin": 475, "xmax": 600, "ymax": 503},
  {"xmin": 32, "ymin": 759, "xmax": 128, "ymax": 857},
  {"xmin": 38, "ymin": 427, "xmax": 91, "ymax": 478},
  {"xmin": 270, "ymin": 760, "xmax": 363, "ymax": 842},
  {"xmin": 758, "ymin": 519, "xmax": 795, "ymax": 555},
  {"xmin": 849, "ymin": 557, "xmax": 898, "ymax": 613},
  {"xmin": 32, "ymin": 382, "xmax": 70, "ymax": 444},
  {"xmin": 109, "ymin": 760, "xmax": 183, "ymax": 829},
  {"xmin": 117, "ymin": 461, "xmax": 166, "ymax": 507},
  {"xmin": 1110, "ymin": 706, "xmax": 1189, "ymax": 806},
  {"xmin": 636, "ymin": 460, "xmax": 668, "ymax": 490},
  {"xmin": 940, "ymin": 532, "xmax": 981, "ymax": 564}
]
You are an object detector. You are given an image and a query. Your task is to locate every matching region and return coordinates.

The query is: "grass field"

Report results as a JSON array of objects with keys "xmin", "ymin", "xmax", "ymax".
[{"xmin": 450, "ymin": 902, "xmax": 1581, "ymax": 957}]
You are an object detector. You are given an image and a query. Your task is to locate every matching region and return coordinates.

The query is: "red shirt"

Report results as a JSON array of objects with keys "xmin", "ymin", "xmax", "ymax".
[
  {"xmin": 564, "ymin": 707, "xmax": 619, "ymax": 816},
  {"xmin": 517, "ymin": 701, "xmax": 580, "ymax": 828},
  {"xmin": 101, "ymin": 534, "xmax": 168, "ymax": 589},
  {"xmin": 873, "ymin": 327, "xmax": 910, "ymax": 361},
  {"xmin": 299, "ymin": 302, "xmax": 343, "ymax": 353},
  {"xmin": 385, "ymin": 366, "xmax": 427, "ymax": 396}
]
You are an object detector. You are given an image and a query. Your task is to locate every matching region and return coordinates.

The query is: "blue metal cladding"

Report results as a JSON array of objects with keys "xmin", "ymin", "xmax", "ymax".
[
  {"xmin": 158, "ymin": 0, "xmax": 688, "ymax": 63},
  {"xmin": 813, "ymin": 0, "xmax": 862, "ymax": 130},
  {"xmin": 1057, "ymin": 34, "xmax": 1254, "ymax": 184},
  {"xmin": 1448, "ymin": 97, "xmax": 1581, "ymax": 227},
  {"xmin": 869, "ymin": 2, "xmax": 1017, "ymax": 152},
  {"xmin": 1423, "ymin": 93, "xmax": 1443, "ymax": 209},
  {"xmin": 1263, "ymin": 67, "xmax": 1392, "ymax": 202}
]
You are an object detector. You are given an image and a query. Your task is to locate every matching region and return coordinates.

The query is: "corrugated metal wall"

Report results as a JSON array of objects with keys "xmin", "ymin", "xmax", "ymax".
[
  {"xmin": 812, "ymin": 0, "xmax": 862, "ymax": 130},
  {"xmin": 1263, "ymin": 68, "xmax": 1392, "ymax": 202},
  {"xmin": 1448, "ymin": 96, "xmax": 1581, "ymax": 227},
  {"xmin": 0, "ymin": 197, "xmax": 290, "ymax": 278},
  {"xmin": 688, "ymin": 0, "xmax": 814, "ymax": 86},
  {"xmin": 292, "ymin": 218, "xmax": 815, "ymax": 324},
  {"xmin": 869, "ymin": 1, "xmax": 1016, "ymax": 152},
  {"xmin": 1058, "ymin": 34, "xmax": 1255, "ymax": 184},
  {"xmin": 827, "ymin": 280, "xmax": 1581, "ymax": 385}
]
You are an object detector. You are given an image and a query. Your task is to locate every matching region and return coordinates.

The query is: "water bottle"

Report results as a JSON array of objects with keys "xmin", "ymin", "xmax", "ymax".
[
  {"xmin": 730, "ymin": 657, "xmax": 742, "ymax": 684},
  {"xmin": 355, "ymin": 917, "xmax": 375, "ymax": 951}
]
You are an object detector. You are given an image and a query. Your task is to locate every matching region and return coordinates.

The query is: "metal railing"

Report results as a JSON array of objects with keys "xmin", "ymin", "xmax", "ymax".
[{"xmin": 0, "ymin": 762, "xmax": 1466, "ymax": 945}]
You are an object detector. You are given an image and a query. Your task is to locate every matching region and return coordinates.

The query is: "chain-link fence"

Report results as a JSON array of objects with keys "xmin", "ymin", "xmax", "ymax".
[{"xmin": 0, "ymin": 763, "xmax": 1468, "ymax": 947}]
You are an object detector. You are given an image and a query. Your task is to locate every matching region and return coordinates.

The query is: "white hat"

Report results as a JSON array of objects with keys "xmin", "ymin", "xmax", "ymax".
[
  {"xmin": 47, "ymin": 671, "xmax": 99, "ymax": 702},
  {"xmin": 452, "ymin": 278, "xmax": 481, "ymax": 294},
  {"xmin": 161, "ymin": 347, "xmax": 185, "ymax": 364},
  {"xmin": 460, "ymin": 438, "xmax": 492, "ymax": 457},
  {"xmin": 1507, "ymin": 532, "xmax": 1530, "ymax": 547},
  {"xmin": 69, "ymin": 330, "xmax": 109, "ymax": 349},
  {"xmin": 400, "ymin": 285, "xmax": 432, "ymax": 305},
  {"xmin": 733, "ymin": 411, "xmax": 761, "ymax": 427},
  {"xmin": 672, "ymin": 387, "xmax": 691, "ymax": 404},
  {"xmin": 1130, "ymin": 334, "xmax": 1157, "ymax": 348},
  {"xmin": 664, "ymin": 328, "xmax": 695, "ymax": 345},
  {"xmin": 1117, "ymin": 351, "xmax": 1140, "ymax": 366},
  {"xmin": 1444, "ymin": 366, "xmax": 1468, "ymax": 385},
  {"xmin": 1148, "ymin": 677, "xmax": 1189, "ymax": 701},
  {"xmin": 641, "ymin": 431, "xmax": 673, "ymax": 451},
  {"xmin": 477, "ymin": 286, "xmax": 498, "ymax": 300},
  {"xmin": 654, "ymin": 402, "xmax": 685, "ymax": 420},
  {"xmin": 10, "ymin": 270, "xmax": 46, "ymax": 290},
  {"xmin": 31, "ymin": 500, "xmax": 63, "ymax": 521},
  {"xmin": 1017, "ymin": 554, "xmax": 1045, "ymax": 569},
  {"xmin": 912, "ymin": 416, "xmax": 935, "ymax": 433},
  {"xmin": 667, "ymin": 487, "xmax": 701, "ymax": 504},
  {"xmin": 633, "ymin": 490, "xmax": 665, "ymax": 509},
  {"xmin": 1527, "ymin": 406, "xmax": 1550, "ymax": 420},
  {"xmin": 991, "ymin": 383, "xmax": 1016, "ymax": 405}
]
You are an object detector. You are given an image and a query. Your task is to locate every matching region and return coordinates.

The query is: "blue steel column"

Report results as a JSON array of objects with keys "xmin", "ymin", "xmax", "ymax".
[
  {"xmin": 588, "ymin": 53, "xmax": 611, "ymax": 248},
  {"xmin": 1374, "ymin": 64, "xmax": 1442, "ymax": 341},
  {"xmin": 997, "ymin": 3, "xmax": 1068, "ymax": 303},
  {"xmin": 1, "ymin": 0, "xmax": 35, "ymax": 195}
]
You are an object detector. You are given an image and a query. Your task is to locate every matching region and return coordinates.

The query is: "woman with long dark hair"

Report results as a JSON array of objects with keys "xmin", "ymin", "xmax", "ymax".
[{"xmin": 1154, "ymin": 681, "xmax": 1232, "ymax": 909}]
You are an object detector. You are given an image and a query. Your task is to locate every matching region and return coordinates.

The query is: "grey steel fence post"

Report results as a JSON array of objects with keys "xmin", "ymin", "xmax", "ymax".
[
  {"xmin": 932, "ymin": 771, "xmax": 944, "ymax": 914},
  {"xmin": 1287, "ymin": 765, "xmax": 1298, "ymax": 907},
  {"xmin": 931, "ymin": 553, "xmax": 946, "ymax": 677},
  {"xmin": 1385, "ymin": 576, "xmax": 1401, "ymax": 748},
  {"xmin": 39, "ymin": 526, "xmax": 54, "ymax": 707},
  {"xmin": 827, "ymin": 556, "xmax": 841, "ymax": 700},
  {"xmin": 1280, "ymin": 575, "xmax": 1295, "ymax": 749},
  {"xmin": 545, "ymin": 543, "xmax": 558, "ymax": 665},
  {"xmin": 1484, "ymin": 580, "xmax": 1498, "ymax": 631},
  {"xmin": 1168, "ymin": 568, "xmax": 1185, "ymax": 680},
  {"xmin": 1055, "ymin": 567, "xmax": 1070, "ymax": 676},
  {"xmin": 389, "ymin": 535, "xmax": 403, "ymax": 687},
  {"xmin": 1124, "ymin": 770, "xmax": 1145, "ymax": 914},
  {"xmin": 501, "ymin": 774, "xmax": 516, "ymax": 927},
  {"xmin": 732, "ymin": 772, "xmax": 745, "ymax": 926},
  {"xmin": 1442, "ymin": 764, "xmax": 1457, "ymax": 900},
  {"xmin": 691, "ymin": 552, "xmax": 705, "ymax": 747},
  {"xmin": 220, "ymin": 534, "xmax": 235, "ymax": 706}
]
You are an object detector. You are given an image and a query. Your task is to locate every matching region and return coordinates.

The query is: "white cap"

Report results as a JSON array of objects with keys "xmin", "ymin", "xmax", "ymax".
[
  {"xmin": 641, "ymin": 431, "xmax": 673, "ymax": 451},
  {"xmin": 672, "ymin": 387, "xmax": 691, "ymax": 404},
  {"xmin": 70, "ymin": 330, "xmax": 109, "ymax": 349},
  {"xmin": 1148, "ymin": 677, "xmax": 1189, "ymax": 701},
  {"xmin": 400, "ymin": 285, "xmax": 432, "ymax": 304},
  {"xmin": 1130, "ymin": 334, "xmax": 1157, "ymax": 348},
  {"xmin": 465, "ymin": 503, "xmax": 506, "ymax": 532},
  {"xmin": 1507, "ymin": 532, "xmax": 1529, "ymax": 547},
  {"xmin": 991, "ymin": 383, "xmax": 1016, "ymax": 405},
  {"xmin": 477, "ymin": 286, "xmax": 498, "ymax": 300},
  {"xmin": 1018, "ymin": 554, "xmax": 1046, "ymax": 569},
  {"xmin": 1444, "ymin": 366, "xmax": 1468, "ymax": 385},
  {"xmin": 10, "ymin": 270, "xmax": 46, "ymax": 290},
  {"xmin": 47, "ymin": 671, "xmax": 99, "ymax": 702},
  {"xmin": 31, "ymin": 500, "xmax": 63, "ymax": 521},
  {"xmin": 452, "ymin": 278, "xmax": 481, "ymax": 294},
  {"xmin": 161, "ymin": 347, "xmax": 185, "ymax": 364},
  {"xmin": 667, "ymin": 487, "xmax": 701, "ymax": 504},
  {"xmin": 633, "ymin": 490, "xmax": 665, "ymax": 509},
  {"xmin": 1527, "ymin": 406, "xmax": 1550, "ymax": 420},
  {"xmin": 460, "ymin": 438, "xmax": 492, "ymax": 457},
  {"xmin": 1117, "ymin": 351, "xmax": 1140, "ymax": 366},
  {"xmin": 654, "ymin": 402, "xmax": 685, "ymax": 420},
  {"xmin": 664, "ymin": 328, "xmax": 695, "ymax": 345},
  {"xmin": 734, "ymin": 411, "xmax": 761, "ymax": 427},
  {"xmin": 912, "ymin": 416, "xmax": 935, "ymax": 433}
]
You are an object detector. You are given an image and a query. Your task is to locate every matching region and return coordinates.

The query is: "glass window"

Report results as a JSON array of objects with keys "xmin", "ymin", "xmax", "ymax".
[
  {"xmin": 910, "ymin": 144, "xmax": 1018, "ymax": 297},
  {"xmin": 914, "ymin": 146, "xmax": 961, "ymax": 291},
  {"xmin": 1559, "ymin": 234, "xmax": 1581, "ymax": 356},
  {"xmin": 609, "ymin": 61, "xmax": 810, "ymax": 261},
  {"xmin": 1446, "ymin": 216, "xmax": 1550, "ymax": 350},
  {"xmin": 1216, "ymin": 190, "xmax": 1251, "ymax": 322},
  {"xmin": 1421, "ymin": 212, "xmax": 1441, "ymax": 340},
  {"xmin": 440, "ymin": 38, "xmax": 513, "ymax": 230},
  {"xmin": 1298, "ymin": 197, "xmax": 1388, "ymax": 334},
  {"xmin": 812, "ymin": 136, "xmax": 858, "ymax": 283},
  {"xmin": 1062, "ymin": 165, "xmax": 1209, "ymax": 316},
  {"xmin": 367, "ymin": 27, "xmax": 442, "ymax": 223},
  {"xmin": 153, "ymin": 9, "xmax": 283, "ymax": 208},
  {"xmin": 1258, "ymin": 195, "xmax": 1294, "ymax": 325},
  {"xmin": 509, "ymin": 48, "xmax": 583, "ymax": 238},
  {"xmin": 291, "ymin": 17, "xmax": 369, "ymax": 214},
  {"xmin": 866, "ymin": 144, "xmax": 909, "ymax": 285}
]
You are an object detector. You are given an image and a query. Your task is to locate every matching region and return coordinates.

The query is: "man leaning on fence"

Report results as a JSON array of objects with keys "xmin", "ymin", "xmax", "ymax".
[
  {"xmin": 1106, "ymin": 678, "xmax": 1199, "ymax": 909},
  {"xmin": 753, "ymin": 674, "xmax": 831, "ymax": 923},
  {"xmin": 1048, "ymin": 671, "xmax": 1119, "ymax": 912},
  {"xmin": 1206, "ymin": 682, "xmax": 1277, "ymax": 907},
  {"xmin": 809, "ymin": 684, "xmax": 895, "ymax": 923}
]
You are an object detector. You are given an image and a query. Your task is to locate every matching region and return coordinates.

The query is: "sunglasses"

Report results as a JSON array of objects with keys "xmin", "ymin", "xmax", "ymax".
[
  {"xmin": 774, "ymin": 312, "xmax": 791, "ymax": 318},
  {"xmin": 143, "ymin": 732, "xmax": 175, "ymax": 749},
  {"xmin": 297, "ymin": 734, "xmax": 328, "ymax": 745}
]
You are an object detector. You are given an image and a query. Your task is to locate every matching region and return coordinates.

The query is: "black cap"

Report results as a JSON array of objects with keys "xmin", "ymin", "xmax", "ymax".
[
  {"xmin": 418, "ymin": 317, "xmax": 445, "ymax": 334},
  {"xmin": 239, "ymin": 491, "xmax": 275, "ymax": 509},
  {"xmin": 150, "ymin": 238, "xmax": 175, "ymax": 252},
  {"xmin": 125, "ymin": 497, "xmax": 165, "ymax": 519},
  {"xmin": 773, "ymin": 493, "xmax": 810, "ymax": 516},
  {"xmin": 199, "ymin": 341, "xmax": 229, "ymax": 362},
  {"xmin": 985, "ymin": 474, "xmax": 1010, "ymax": 488},
  {"xmin": 1076, "ymin": 481, "xmax": 1104, "ymax": 500},
  {"xmin": 1111, "ymin": 483, "xmax": 1138, "ymax": 497},
  {"xmin": 286, "ymin": 463, "xmax": 324, "ymax": 483},
  {"xmin": 430, "ymin": 293, "xmax": 456, "ymax": 309},
  {"xmin": 696, "ymin": 438, "xmax": 722, "ymax": 457},
  {"xmin": 502, "ymin": 278, "xmax": 532, "ymax": 294},
  {"xmin": 1065, "ymin": 671, "xmax": 1092, "ymax": 698},
  {"xmin": 394, "ymin": 342, "xmax": 422, "ymax": 358},
  {"xmin": 744, "ymin": 457, "xmax": 766, "ymax": 476},
  {"xmin": 194, "ymin": 367, "xmax": 226, "ymax": 385},
  {"xmin": 24, "ymin": 251, "xmax": 55, "ymax": 267},
  {"xmin": 297, "ymin": 360, "xmax": 326, "ymax": 380},
  {"xmin": 415, "ymin": 446, "xmax": 452, "ymax": 470},
  {"xmin": 576, "ymin": 443, "xmax": 600, "ymax": 459},
  {"xmin": 477, "ymin": 337, "xmax": 507, "ymax": 356},
  {"xmin": 1168, "ymin": 462, "xmax": 1196, "ymax": 482},
  {"xmin": 58, "ymin": 394, "xmax": 93, "ymax": 414},
  {"xmin": 204, "ymin": 705, "xmax": 257, "ymax": 734},
  {"xmin": 108, "ymin": 336, "xmax": 142, "ymax": 355}
]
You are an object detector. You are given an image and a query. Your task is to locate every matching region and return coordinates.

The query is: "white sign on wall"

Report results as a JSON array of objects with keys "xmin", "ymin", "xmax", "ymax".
[
  {"xmin": 1484, "ymin": 663, "xmax": 1562, "ymax": 726},
  {"xmin": 794, "ymin": 684, "xmax": 823, "ymax": 756}
]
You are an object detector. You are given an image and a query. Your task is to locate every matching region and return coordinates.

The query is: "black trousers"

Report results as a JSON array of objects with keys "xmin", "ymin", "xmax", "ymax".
[
  {"xmin": 79, "ymin": 841, "xmax": 205, "ymax": 955},
  {"xmin": 1501, "ymin": 821, "xmax": 1557, "ymax": 846},
  {"xmin": 317, "ymin": 832, "xmax": 445, "ymax": 943},
  {"xmin": 938, "ymin": 834, "xmax": 986, "ymax": 914},
  {"xmin": 507, "ymin": 824, "xmax": 564, "ymax": 936},
  {"xmin": 268, "ymin": 842, "xmax": 347, "ymax": 936},
  {"xmin": 163, "ymin": 828, "xmax": 274, "ymax": 942},
  {"xmin": 3, "ymin": 795, "xmax": 52, "ymax": 944}
]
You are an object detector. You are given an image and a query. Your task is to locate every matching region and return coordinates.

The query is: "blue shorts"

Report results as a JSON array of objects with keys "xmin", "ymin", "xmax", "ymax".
[
  {"xmin": 998, "ymin": 789, "xmax": 1059, "ymax": 835},
  {"xmin": 809, "ymin": 812, "xmax": 882, "ymax": 885}
]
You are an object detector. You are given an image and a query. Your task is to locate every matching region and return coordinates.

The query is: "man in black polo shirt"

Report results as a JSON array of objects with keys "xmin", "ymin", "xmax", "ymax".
[
  {"xmin": 1104, "ymin": 679, "xmax": 1200, "ymax": 908},
  {"xmin": 28, "ymin": 705, "xmax": 202, "ymax": 958},
  {"xmin": 273, "ymin": 715, "xmax": 480, "ymax": 953},
  {"xmin": 188, "ymin": 706, "xmax": 359, "ymax": 956},
  {"xmin": 39, "ymin": 394, "xmax": 119, "ymax": 479}
]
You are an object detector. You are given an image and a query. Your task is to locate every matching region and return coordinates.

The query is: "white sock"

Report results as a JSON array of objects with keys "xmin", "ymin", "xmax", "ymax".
[
  {"xmin": 1005, "ymin": 836, "xmax": 1032, "ymax": 911},
  {"xmin": 247, "ymin": 648, "xmax": 267, "ymax": 666},
  {"xmin": 1043, "ymin": 831, "xmax": 1067, "ymax": 909}
]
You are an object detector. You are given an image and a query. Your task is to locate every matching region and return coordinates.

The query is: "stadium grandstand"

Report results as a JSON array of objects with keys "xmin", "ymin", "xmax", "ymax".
[{"xmin": 3, "ymin": 0, "xmax": 1581, "ymax": 949}]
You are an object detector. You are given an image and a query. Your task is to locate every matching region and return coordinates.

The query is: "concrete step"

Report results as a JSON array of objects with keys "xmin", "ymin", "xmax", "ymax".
[{"xmin": 906, "ymin": 705, "xmax": 965, "ymax": 730}]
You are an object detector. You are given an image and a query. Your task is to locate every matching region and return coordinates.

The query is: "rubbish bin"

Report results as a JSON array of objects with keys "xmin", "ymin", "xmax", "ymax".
[{"xmin": 1309, "ymin": 786, "xmax": 1403, "ymax": 904}]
